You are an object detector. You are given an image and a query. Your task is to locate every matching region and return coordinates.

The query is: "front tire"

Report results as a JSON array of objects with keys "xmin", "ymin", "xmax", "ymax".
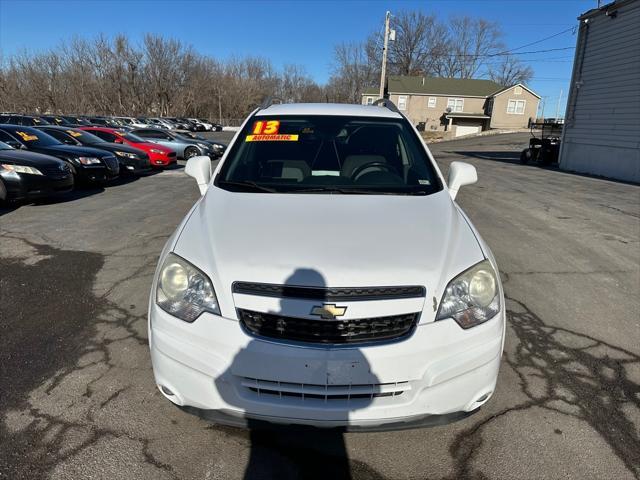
[{"xmin": 184, "ymin": 146, "xmax": 199, "ymax": 159}]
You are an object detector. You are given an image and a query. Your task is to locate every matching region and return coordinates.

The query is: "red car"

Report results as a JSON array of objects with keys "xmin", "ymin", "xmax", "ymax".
[{"xmin": 78, "ymin": 127, "xmax": 177, "ymax": 168}]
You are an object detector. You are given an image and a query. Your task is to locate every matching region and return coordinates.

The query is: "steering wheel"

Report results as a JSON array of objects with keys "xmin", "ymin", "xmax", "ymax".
[{"xmin": 350, "ymin": 161, "xmax": 399, "ymax": 181}]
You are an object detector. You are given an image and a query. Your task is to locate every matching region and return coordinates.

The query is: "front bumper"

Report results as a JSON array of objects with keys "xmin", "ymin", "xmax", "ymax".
[
  {"xmin": 149, "ymin": 154, "xmax": 177, "ymax": 167},
  {"xmin": 1, "ymin": 171, "xmax": 74, "ymax": 201},
  {"xmin": 76, "ymin": 165, "xmax": 118, "ymax": 182},
  {"xmin": 116, "ymin": 156, "xmax": 151, "ymax": 175},
  {"xmin": 149, "ymin": 305, "xmax": 504, "ymax": 429}
]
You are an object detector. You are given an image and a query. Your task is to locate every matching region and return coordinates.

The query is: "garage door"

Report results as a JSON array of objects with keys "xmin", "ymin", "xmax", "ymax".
[{"xmin": 455, "ymin": 125, "xmax": 481, "ymax": 137}]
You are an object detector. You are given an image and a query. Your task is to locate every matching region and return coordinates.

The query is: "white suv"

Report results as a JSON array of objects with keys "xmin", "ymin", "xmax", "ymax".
[{"xmin": 149, "ymin": 102, "xmax": 505, "ymax": 430}]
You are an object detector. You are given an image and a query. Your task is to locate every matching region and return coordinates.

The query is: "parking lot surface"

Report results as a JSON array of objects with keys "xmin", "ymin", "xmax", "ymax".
[{"xmin": 1, "ymin": 132, "xmax": 638, "ymax": 480}]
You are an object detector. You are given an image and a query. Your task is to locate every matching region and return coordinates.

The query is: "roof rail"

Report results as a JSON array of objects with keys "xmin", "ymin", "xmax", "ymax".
[
  {"xmin": 260, "ymin": 97, "xmax": 285, "ymax": 110},
  {"xmin": 372, "ymin": 98, "xmax": 400, "ymax": 113}
]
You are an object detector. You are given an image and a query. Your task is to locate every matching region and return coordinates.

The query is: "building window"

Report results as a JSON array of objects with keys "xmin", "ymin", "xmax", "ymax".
[
  {"xmin": 507, "ymin": 99, "xmax": 526, "ymax": 114},
  {"xmin": 366, "ymin": 96, "xmax": 374, "ymax": 105},
  {"xmin": 447, "ymin": 98, "xmax": 464, "ymax": 112},
  {"xmin": 514, "ymin": 86, "xmax": 523, "ymax": 95},
  {"xmin": 428, "ymin": 97, "xmax": 437, "ymax": 108},
  {"xmin": 398, "ymin": 95, "xmax": 407, "ymax": 111}
]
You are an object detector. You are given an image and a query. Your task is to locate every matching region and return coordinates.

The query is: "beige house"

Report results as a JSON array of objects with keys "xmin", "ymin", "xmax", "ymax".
[{"xmin": 362, "ymin": 75, "xmax": 540, "ymax": 137}]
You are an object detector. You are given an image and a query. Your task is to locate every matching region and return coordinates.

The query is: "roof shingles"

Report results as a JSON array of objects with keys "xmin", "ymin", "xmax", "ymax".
[{"xmin": 363, "ymin": 75, "xmax": 505, "ymax": 97}]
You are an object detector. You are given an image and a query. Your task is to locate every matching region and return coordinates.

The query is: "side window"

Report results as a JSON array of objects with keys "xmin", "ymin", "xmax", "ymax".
[
  {"xmin": 0, "ymin": 130, "xmax": 18, "ymax": 144},
  {"xmin": 91, "ymin": 130, "xmax": 117, "ymax": 142},
  {"xmin": 135, "ymin": 130, "xmax": 154, "ymax": 138},
  {"xmin": 447, "ymin": 98, "xmax": 464, "ymax": 113},
  {"xmin": 507, "ymin": 99, "xmax": 526, "ymax": 114},
  {"xmin": 45, "ymin": 129, "xmax": 73, "ymax": 143},
  {"xmin": 397, "ymin": 95, "xmax": 408, "ymax": 111}
]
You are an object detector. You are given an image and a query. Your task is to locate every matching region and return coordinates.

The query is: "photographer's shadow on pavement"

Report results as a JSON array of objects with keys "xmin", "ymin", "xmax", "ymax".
[{"xmin": 204, "ymin": 268, "xmax": 379, "ymax": 480}]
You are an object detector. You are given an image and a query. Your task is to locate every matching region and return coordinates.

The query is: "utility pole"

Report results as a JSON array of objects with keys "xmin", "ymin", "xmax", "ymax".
[
  {"xmin": 379, "ymin": 11, "xmax": 391, "ymax": 99},
  {"xmin": 555, "ymin": 88, "xmax": 563, "ymax": 120}
]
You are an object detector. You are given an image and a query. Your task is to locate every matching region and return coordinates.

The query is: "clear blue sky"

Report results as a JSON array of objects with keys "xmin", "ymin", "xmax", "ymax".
[{"xmin": 0, "ymin": 0, "xmax": 599, "ymax": 117}]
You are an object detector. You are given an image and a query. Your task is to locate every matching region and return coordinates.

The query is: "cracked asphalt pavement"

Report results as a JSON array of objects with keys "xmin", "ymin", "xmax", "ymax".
[{"xmin": 1, "ymin": 132, "xmax": 639, "ymax": 479}]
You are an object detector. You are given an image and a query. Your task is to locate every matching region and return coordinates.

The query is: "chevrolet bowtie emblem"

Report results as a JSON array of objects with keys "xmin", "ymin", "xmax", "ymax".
[{"xmin": 310, "ymin": 304, "xmax": 347, "ymax": 319}]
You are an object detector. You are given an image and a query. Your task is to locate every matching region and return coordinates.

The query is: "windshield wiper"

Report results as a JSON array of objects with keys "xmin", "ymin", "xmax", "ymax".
[
  {"xmin": 217, "ymin": 180, "xmax": 279, "ymax": 193},
  {"xmin": 291, "ymin": 186, "xmax": 425, "ymax": 195}
]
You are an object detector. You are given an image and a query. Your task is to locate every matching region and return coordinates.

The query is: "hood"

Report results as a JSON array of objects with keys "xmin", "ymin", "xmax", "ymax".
[
  {"xmin": 33, "ymin": 144, "xmax": 114, "ymax": 159},
  {"xmin": 129, "ymin": 141, "xmax": 172, "ymax": 153},
  {"xmin": 173, "ymin": 188, "xmax": 485, "ymax": 323},
  {"xmin": 0, "ymin": 148, "xmax": 68, "ymax": 167},
  {"xmin": 85, "ymin": 142, "xmax": 148, "ymax": 157}
]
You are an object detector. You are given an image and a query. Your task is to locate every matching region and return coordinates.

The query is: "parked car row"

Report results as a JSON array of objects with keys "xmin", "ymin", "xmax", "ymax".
[
  {"xmin": 0, "ymin": 113, "xmax": 223, "ymax": 132},
  {"xmin": 0, "ymin": 120, "xmax": 226, "ymax": 204}
]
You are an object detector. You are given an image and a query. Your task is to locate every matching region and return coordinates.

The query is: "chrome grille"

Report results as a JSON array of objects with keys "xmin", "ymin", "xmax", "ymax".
[
  {"xmin": 238, "ymin": 309, "xmax": 419, "ymax": 344},
  {"xmin": 41, "ymin": 163, "xmax": 71, "ymax": 179},
  {"xmin": 233, "ymin": 282, "xmax": 425, "ymax": 301}
]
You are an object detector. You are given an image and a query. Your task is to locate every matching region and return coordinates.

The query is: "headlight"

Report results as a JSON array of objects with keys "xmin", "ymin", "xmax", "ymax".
[
  {"xmin": 0, "ymin": 163, "xmax": 44, "ymax": 175},
  {"xmin": 197, "ymin": 142, "xmax": 209, "ymax": 149},
  {"xmin": 77, "ymin": 156, "xmax": 101, "ymax": 165},
  {"xmin": 150, "ymin": 148, "xmax": 165, "ymax": 154},
  {"xmin": 114, "ymin": 150, "xmax": 138, "ymax": 159},
  {"xmin": 436, "ymin": 260, "xmax": 500, "ymax": 329},
  {"xmin": 156, "ymin": 253, "xmax": 220, "ymax": 322}
]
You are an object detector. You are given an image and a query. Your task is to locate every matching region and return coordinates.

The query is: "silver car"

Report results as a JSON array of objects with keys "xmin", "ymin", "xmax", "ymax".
[{"xmin": 130, "ymin": 128, "xmax": 214, "ymax": 159}]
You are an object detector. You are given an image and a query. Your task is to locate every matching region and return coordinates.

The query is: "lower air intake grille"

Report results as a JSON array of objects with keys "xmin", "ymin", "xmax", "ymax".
[
  {"xmin": 238, "ymin": 309, "xmax": 419, "ymax": 344},
  {"xmin": 241, "ymin": 377, "xmax": 409, "ymax": 401}
]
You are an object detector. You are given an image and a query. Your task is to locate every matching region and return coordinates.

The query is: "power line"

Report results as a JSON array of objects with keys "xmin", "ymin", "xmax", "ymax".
[
  {"xmin": 507, "ymin": 26, "xmax": 576, "ymax": 53},
  {"xmin": 439, "ymin": 46, "xmax": 575, "ymax": 59}
]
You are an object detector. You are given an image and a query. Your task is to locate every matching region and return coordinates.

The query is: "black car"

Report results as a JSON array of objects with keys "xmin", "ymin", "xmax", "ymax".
[
  {"xmin": 0, "ymin": 141, "xmax": 73, "ymax": 202},
  {"xmin": 36, "ymin": 126, "xmax": 151, "ymax": 175},
  {"xmin": 41, "ymin": 115, "xmax": 75, "ymax": 126},
  {"xmin": 0, "ymin": 115, "xmax": 50, "ymax": 126},
  {"xmin": 62, "ymin": 116, "xmax": 92, "ymax": 126},
  {"xmin": 0, "ymin": 125, "xmax": 119, "ymax": 183}
]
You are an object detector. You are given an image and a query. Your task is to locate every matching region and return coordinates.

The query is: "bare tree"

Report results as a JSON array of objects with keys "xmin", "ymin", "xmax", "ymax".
[
  {"xmin": 435, "ymin": 17, "xmax": 503, "ymax": 79},
  {"xmin": 367, "ymin": 11, "xmax": 448, "ymax": 76},
  {"xmin": 488, "ymin": 55, "xmax": 533, "ymax": 86},
  {"xmin": 329, "ymin": 42, "xmax": 378, "ymax": 103}
]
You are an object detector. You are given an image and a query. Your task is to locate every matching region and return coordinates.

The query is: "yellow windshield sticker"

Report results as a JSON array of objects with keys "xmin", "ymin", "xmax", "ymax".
[
  {"xmin": 245, "ymin": 134, "xmax": 299, "ymax": 142},
  {"xmin": 16, "ymin": 131, "xmax": 38, "ymax": 141},
  {"xmin": 252, "ymin": 120, "xmax": 280, "ymax": 135},
  {"xmin": 66, "ymin": 130, "xmax": 82, "ymax": 137}
]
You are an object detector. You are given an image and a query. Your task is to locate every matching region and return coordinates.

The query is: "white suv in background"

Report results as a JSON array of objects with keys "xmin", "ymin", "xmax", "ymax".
[{"xmin": 148, "ymin": 101, "xmax": 505, "ymax": 430}]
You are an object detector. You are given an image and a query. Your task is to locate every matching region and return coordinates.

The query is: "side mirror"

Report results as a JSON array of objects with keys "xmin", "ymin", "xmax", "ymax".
[
  {"xmin": 185, "ymin": 155, "xmax": 212, "ymax": 195},
  {"xmin": 447, "ymin": 161, "xmax": 477, "ymax": 200}
]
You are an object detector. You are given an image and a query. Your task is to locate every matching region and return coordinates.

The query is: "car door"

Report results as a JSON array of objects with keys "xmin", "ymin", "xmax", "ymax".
[
  {"xmin": 89, "ymin": 130, "xmax": 119, "ymax": 143},
  {"xmin": 135, "ymin": 130, "xmax": 173, "ymax": 149},
  {"xmin": 43, "ymin": 129, "xmax": 79, "ymax": 146},
  {"xmin": 0, "ymin": 129, "xmax": 24, "ymax": 149}
]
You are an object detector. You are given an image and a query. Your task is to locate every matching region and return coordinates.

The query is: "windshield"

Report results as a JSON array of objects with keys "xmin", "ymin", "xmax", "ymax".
[
  {"xmin": 8, "ymin": 127, "xmax": 62, "ymax": 147},
  {"xmin": 65, "ymin": 129, "xmax": 106, "ymax": 144},
  {"xmin": 121, "ymin": 132, "xmax": 146, "ymax": 143},
  {"xmin": 216, "ymin": 115, "xmax": 442, "ymax": 195}
]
